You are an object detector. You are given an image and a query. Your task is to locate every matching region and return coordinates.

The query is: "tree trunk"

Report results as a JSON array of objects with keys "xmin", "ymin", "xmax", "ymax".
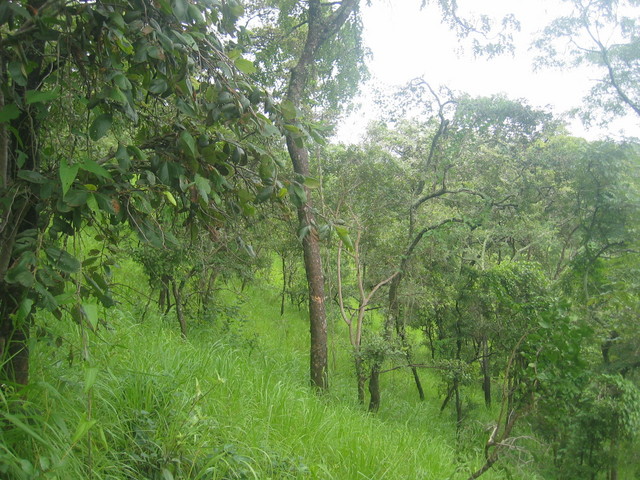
[
  {"xmin": 171, "ymin": 278, "xmax": 187, "ymax": 339},
  {"xmin": 280, "ymin": 253, "xmax": 287, "ymax": 316},
  {"xmin": 481, "ymin": 337, "xmax": 491, "ymax": 408},
  {"xmin": 201, "ymin": 270, "xmax": 218, "ymax": 316},
  {"xmin": 368, "ymin": 365, "xmax": 381, "ymax": 412},
  {"xmin": 284, "ymin": 0, "xmax": 359, "ymax": 391},
  {"xmin": 355, "ymin": 352, "xmax": 366, "ymax": 405},
  {"xmin": 396, "ymin": 318, "xmax": 425, "ymax": 401},
  {"xmin": 455, "ymin": 378, "xmax": 463, "ymax": 432},
  {"xmin": 411, "ymin": 365, "xmax": 425, "ymax": 401},
  {"xmin": 159, "ymin": 274, "xmax": 171, "ymax": 313}
]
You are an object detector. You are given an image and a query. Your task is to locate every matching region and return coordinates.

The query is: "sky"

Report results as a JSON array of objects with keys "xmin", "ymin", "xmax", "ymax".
[{"xmin": 336, "ymin": 0, "xmax": 638, "ymax": 143}]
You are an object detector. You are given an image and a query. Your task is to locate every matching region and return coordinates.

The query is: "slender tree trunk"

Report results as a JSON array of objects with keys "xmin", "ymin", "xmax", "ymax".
[
  {"xmin": 440, "ymin": 384, "xmax": 455, "ymax": 412},
  {"xmin": 454, "ymin": 318, "xmax": 463, "ymax": 431},
  {"xmin": 482, "ymin": 337, "xmax": 491, "ymax": 407},
  {"xmin": 202, "ymin": 270, "xmax": 218, "ymax": 315},
  {"xmin": 355, "ymin": 352, "xmax": 366, "ymax": 405},
  {"xmin": 284, "ymin": 0, "xmax": 359, "ymax": 391},
  {"xmin": 396, "ymin": 319, "xmax": 425, "ymax": 401},
  {"xmin": 368, "ymin": 366, "xmax": 381, "ymax": 412},
  {"xmin": 455, "ymin": 378, "xmax": 463, "ymax": 431},
  {"xmin": 171, "ymin": 278, "xmax": 187, "ymax": 339},
  {"xmin": 280, "ymin": 253, "xmax": 287, "ymax": 316},
  {"xmin": 159, "ymin": 274, "xmax": 171, "ymax": 312}
]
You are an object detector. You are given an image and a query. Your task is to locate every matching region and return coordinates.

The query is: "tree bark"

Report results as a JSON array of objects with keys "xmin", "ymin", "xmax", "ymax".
[
  {"xmin": 280, "ymin": 253, "xmax": 287, "ymax": 316},
  {"xmin": 171, "ymin": 278, "xmax": 187, "ymax": 339},
  {"xmin": 284, "ymin": 0, "xmax": 359, "ymax": 392},
  {"xmin": 355, "ymin": 353, "xmax": 366, "ymax": 405},
  {"xmin": 481, "ymin": 337, "xmax": 491, "ymax": 407},
  {"xmin": 368, "ymin": 366, "xmax": 381, "ymax": 412}
]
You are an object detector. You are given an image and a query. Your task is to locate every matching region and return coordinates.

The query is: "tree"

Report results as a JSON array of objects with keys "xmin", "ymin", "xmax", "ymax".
[
  {"xmin": 534, "ymin": 0, "xmax": 640, "ymax": 124},
  {"xmin": 356, "ymin": 86, "xmax": 562, "ymax": 412},
  {"xmin": 0, "ymin": 0, "xmax": 276, "ymax": 386},
  {"xmin": 241, "ymin": 0, "xmax": 366, "ymax": 391}
]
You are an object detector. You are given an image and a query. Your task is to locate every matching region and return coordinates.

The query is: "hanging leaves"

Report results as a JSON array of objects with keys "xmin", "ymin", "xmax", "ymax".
[{"xmin": 89, "ymin": 114, "xmax": 113, "ymax": 141}]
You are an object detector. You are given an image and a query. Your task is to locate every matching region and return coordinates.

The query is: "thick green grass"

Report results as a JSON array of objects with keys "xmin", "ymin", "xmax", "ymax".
[{"xmin": 1, "ymin": 265, "xmax": 541, "ymax": 479}]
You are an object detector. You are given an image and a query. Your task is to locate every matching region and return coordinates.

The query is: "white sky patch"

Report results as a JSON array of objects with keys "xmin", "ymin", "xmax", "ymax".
[{"xmin": 336, "ymin": 0, "xmax": 638, "ymax": 143}]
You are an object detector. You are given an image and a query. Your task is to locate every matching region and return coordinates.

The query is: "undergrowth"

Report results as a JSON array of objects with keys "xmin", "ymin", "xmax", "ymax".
[{"xmin": 0, "ymin": 271, "xmax": 542, "ymax": 479}]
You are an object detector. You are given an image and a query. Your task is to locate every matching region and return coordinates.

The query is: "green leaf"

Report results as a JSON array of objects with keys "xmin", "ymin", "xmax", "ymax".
[
  {"xmin": 162, "ymin": 469, "xmax": 175, "ymax": 480},
  {"xmin": 147, "ymin": 45, "xmax": 165, "ymax": 60},
  {"xmin": 127, "ymin": 145, "xmax": 147, "ymax": 161},
  {"xmin": 113, "ymin": 73, "xmax": 132, "ymax": 90},
  {"xmin": 17, "ymin": 170, "xmax": 47, "ymax": 184},
  {"xmin": 149, "ymin": 78, "xmax": 169, "ymax": 95},
  {"xmin": 334, "ymin": 225, "xmax": 354, "ymax": 252},
  {"xmin": 89, "ymin": 114, "xmax": 113, "ymax": 141},
  {"xmin": 156, "ymin": 31, "xmax": 174, "ymax": 52},
  {"xmin": 106, "ymin": 87, "xmax": 128, "ymax": 104},
  {"xmin": 298, "ymin": 225, "xmax": 311, "ymax": 243},
  {"xmin": 304, "ymin": 176, "xmax": 320, "ymax": 188},
  {"xmin": 255, "ymin": 185, "xmax": 274, "ymax": 203},
  {"xmin": 83, "ymin": 272, "xmax": 115, "ymax": 307},
  {"xmin": 157, "ymin": 0, "xmax": 172, "ymax": 15},
  {"xmin": 82, "ymin": 303, "xmax": 98, "ymax": 330},
  {"xmin": 290, "ymin": 182, "xmax": 307, "ymax": 207},
  {"xmin": 25, "ymin": 88, "xmax": 60, "ymax": 105},
  {"xmin": 81, "ymin": 159, "xmax": 112, "ymax": 180},
  {"xmin": 259, "ymin": 157, "xmax": 275, "ymax": 181},
  {"xmin": 309, "ymin": 128, "xmax": 328, "ymax": 145},
  {"xmin": 84, "ymin": 366, "xmax": 99, "ymax": 393},
  {"xmin": 71, "ymin": 417, "xmax": 97, "ymax": 445},
  {"xmin": 177, "ymin": 98, "xmax": 197, "ymax": 117},
  {"xmin": 5, "ymin": 263, "xmax": 34, "ymax": 288},
  {"xmin": 59, "ymin": 160, "xmax": 79, "ymax": 196},
  {"xmin": 34, "ymin": 282, "xmax": 59, "ymax": 311},
  {"xmin": 16, "ymin": 298, "xmax": 34, "ymax": 326},
  {"xmin": 0, "ymin": 103, "xmax": 20, "ymax": 123},
  {"xmin": 45, "ymin": 247, "xmax": 81, "ymax": 274},
  {"xmin": 115, "ymin": 143, "xmax": 131, "ymax": 170},
  {"xmin": 179, "ymin": 130, "xmax": 197, "ymax": 159},
  {"xmin": 234, "ymin": 58, "xmax": 257, "ymax": 75},
  {"xmin": 8, "ymin": 61, "xmax": 27, "ymax": 86},
  {"xmin": 64, "ymin": 189, "xmax": 89, "ymax": 207},
  {"xmin": 283, "ymin": 124, "xmax": 301, "ymax": 134},
  {"xmin": 187, "ymin": 3, "xmax": 204, "ymax": 24},
  {"xmin": 194, "ymin": 173, "xmax": 211, "ymax": 202},
  {"xmin": 163, "ymin": 191, "xmax": 177, "ymax": 206},
  {"xmin": 1, "ymin": 412, "xmax": 46, "ymax": 444},
  {"xmin": 226, "ymin": 0, "xmax": 244, "ymax": 17},
  {"xmin": 171, "ymin": 0, "xmax": 188, "ymax": 21}
]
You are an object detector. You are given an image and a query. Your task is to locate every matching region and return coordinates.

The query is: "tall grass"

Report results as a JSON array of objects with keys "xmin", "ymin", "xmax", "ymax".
[{"xmin": 0, "ymin": 269, "xmax": 541, "ymax": 479}]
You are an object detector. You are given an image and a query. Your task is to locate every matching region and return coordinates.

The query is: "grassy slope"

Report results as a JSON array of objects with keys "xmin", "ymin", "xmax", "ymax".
[{"xmin": 1, "ymin": 259, "xmax": 541, "ymax": 480}]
